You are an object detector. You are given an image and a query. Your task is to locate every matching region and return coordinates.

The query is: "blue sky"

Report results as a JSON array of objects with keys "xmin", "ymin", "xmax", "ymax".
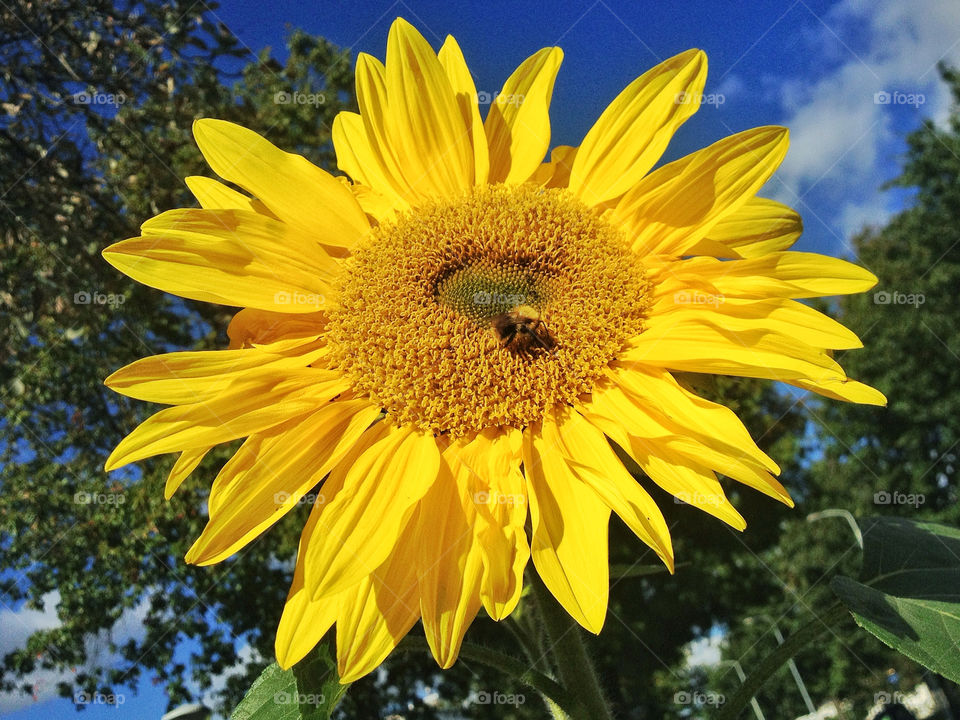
[{"xmin": 5, "ymin": 1, "xmax": 960, "ymax": 718}]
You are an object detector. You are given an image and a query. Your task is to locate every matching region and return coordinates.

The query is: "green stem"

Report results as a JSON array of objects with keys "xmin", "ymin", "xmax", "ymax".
[
  {"xmin": 529, "ymin": 573, "xmax": 614, "ymax": 720},
  {"xmin": 716, "ymin": 603, "xmax": 852, "ymax": 720},
  {"xmin": 395, "ymin": 636, "xmax": 582, "ymax": 717}
]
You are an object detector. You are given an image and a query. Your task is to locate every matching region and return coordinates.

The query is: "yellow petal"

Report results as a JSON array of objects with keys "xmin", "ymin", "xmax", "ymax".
[
  {"xmin": 417, "ymin": 448, "xmax": 484, "ymax": 668},
  {"xmin": 530, "ymin": 145, "xmax": 577, "ymax": 189},
  {"xmin": 788, "ymin": 377, "xmax": 887, "ymax": 406},
  {"xmin": 383, "ymin": 18, "xmax": 473, "ymax": 199},
  {"xmin": 227, "ymin": 308, "xmax": 326, "ymax": 349},
  {"xmin": 569, "ymin": 49, "xmax": 707, "ymax": 206},
  {"xmin": 485, "ymin": 47, "xmax": 563, "ymax": 184},
  {"xmin": 658, "ymin": 297, "xmax": 863, "ymax": 351},
  {"xmin": 614, "ymin": 126, "xmax": 789, "ymax": 257},
  {"xmin": 650, "ymin": 251, "xmax": 878, "ymax": 300},
  {"xmin": 591, "ymin": 376, "xmax": 791, "ymax": 506},
  {"xmin": 103, "ymin": 209, "xmax": 335, "ymax": 313},
  {"xmin": 186, "ymin": 400, "xmax": 382, "ymax": 566},
  {"xmin": 105, "ymin": 343, "xmax": 326, "ymax": 405},
  {"xmin": 523, "ymin": 420, "xmax": 609, "ymax": 633},
  {"xmin": 336, "ymin": 516, "xmax": 421, "ymax": 682},
  {"xmin": 551, "ymin": 407, "xmax": 674, "ymax": 569},
  {"xmin": 105, "ymin": 369, "xmax": 348, "ymax": 471},
  {"xmin": 164, "ymin": 447, "xmax": 210, "ymax": 499},
  {"xmin": 184, "ymin": 175, "xmax": 277, "ymax": 218},
  {"xmin": 332, "ymin": 111, "xmax": 409, "ymax": 212},
  {"xmin": 457, "ymin": 428, "xmax": 528, "ymax": 620},
  {"xmin": 275, "ymin": 516, "xmax": 346, "ymax": 669},
  {"xmin": 621, "ymin": 314, "xmax": 848, "ymax": 384},
  {"xmin": 303, "ymin": 426, "xmax": 441, "ymax": 600},
  {"xmin": 689, "ymin": 197, "xmax": 801, "ymax": 258},
  {"xmin": 438, "ymin": 35, "xmax": 489, "ymax": 186},
  {"xmin": 192, "ymin": 119, "xmax": 369, "ymax": 249}
]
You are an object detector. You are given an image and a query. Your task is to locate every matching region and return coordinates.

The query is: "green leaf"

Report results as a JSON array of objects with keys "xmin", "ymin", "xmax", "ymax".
[
  {"xmin": 830, "ymin": 516, "xmax": 960, "ymax": 683},
  {"xmin": 230, "ymin": 637, "xmax": 349, "ymax": 720}
]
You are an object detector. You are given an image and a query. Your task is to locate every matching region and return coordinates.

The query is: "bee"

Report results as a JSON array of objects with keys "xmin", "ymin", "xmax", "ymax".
[{"xmin": 490, "ymin": 304, "xmax": 557, "ymax": 359}]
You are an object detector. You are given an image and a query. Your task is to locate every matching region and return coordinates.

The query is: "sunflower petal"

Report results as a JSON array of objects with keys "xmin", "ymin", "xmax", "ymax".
[
  {"xmin": 103, "ymin": 209, "xmax": 335, "ymax": 313},
  {"xmin": 417, "ymin": 448, "xmax": 484, "ymax": 668},
  {"xmin": 184, "ymin": 175, "xmax": 277, "ymax": 218},
  {"xmin": 552, "ymin": 408, "xmax": 674, "ymax": 569},
  {"xmin": 186, "ymin": 400, "xmax": 382, "ymax": 566},
  {"xmin": 336, "ymin": 516, "xmax": 421, "ymax": 682},
  {"xmin": 457, "ymin": 428, "xmax": 528, "ymax": 620},
  {"xmin": 614, "ymin": 126, "xmax": 789, "ymax": 257},
  {"xmin": 384, "ymin": 18, "xmax": 474, "ymax": 199},
  {"xmin": 569, "ymin": 49, "xmax": 707, "ymax": 206},
  {"xmin": 332, "ymin": 112, "xmax": 409, "ymax": 212},
  {"xmin": 164, "ymin": 447, "xmax": 210, "ymax": 499},
  {"xmin": 438, "ymin": 35, "xmax": 489, "ymax": 186},
  {"xmin": 689, "ymin": 197, "xmax": 802, "ymax": 258},
  {"xmin": 105, "ymin": 343, "xmax": 326, "ymax": 405},
  {"xmin": 304, "ymin": 426, "xmax": 441, "ymax": 600},
  {"xmin": 192, "ymin": 119, "xmax": 369, "ymax": 249},
  {"xmin": 485, "ymin": 47, "xmax": 563, "ymax": 184},
  {"xmin": 104, "ymin": 369, "xmax": 348, "ymax": 471},
  {"xmin": 523, "ymin": 419, "xmax": 609, "ymax": 633}
]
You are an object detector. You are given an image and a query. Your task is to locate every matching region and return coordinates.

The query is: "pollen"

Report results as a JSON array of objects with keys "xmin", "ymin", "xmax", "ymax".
[{"xmin": 327, "ymin": 184, "xmax": 650, "ymax": 437}]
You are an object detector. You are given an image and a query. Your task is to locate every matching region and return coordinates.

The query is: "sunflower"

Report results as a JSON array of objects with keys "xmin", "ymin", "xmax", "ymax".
[{"xmin": 103, "ymin": 17, "xmax": 884, "ymax": 681}]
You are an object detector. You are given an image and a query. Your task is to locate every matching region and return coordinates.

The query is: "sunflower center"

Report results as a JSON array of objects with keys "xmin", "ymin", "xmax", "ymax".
[{"xmin": 327, "ymin": 184, "xmax": 650, "ymax": 437}]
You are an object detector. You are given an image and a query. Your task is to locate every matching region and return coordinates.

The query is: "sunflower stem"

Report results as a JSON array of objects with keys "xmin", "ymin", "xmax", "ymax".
[
  {"xmin": 529, "ymin": 572, "xmax": 615, "ymax": 720},
  {"xmin": 715, "ymin": 602, "xmax": 852, "ymax": 720}
]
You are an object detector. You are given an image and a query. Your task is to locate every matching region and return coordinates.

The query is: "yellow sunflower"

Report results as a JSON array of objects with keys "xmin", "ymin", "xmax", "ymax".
[{"xmin": 103, "ymin": 17, "xmax": 885, "ymax": 681}]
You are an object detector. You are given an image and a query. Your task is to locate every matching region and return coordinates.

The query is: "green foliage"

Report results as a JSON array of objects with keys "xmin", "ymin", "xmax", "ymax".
[
  {"xmin": 832, "ymin": 517, "xmax": 960, "ymax": 684},
  {"xmin": 230, "ymin": 637, "xmax": 347, "ymax": 720}
]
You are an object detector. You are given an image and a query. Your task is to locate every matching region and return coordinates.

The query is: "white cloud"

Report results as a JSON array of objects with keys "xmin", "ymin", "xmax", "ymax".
[{"xmin": 772, "ymin": 0, "xmax": 960, "ymax": 246}]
